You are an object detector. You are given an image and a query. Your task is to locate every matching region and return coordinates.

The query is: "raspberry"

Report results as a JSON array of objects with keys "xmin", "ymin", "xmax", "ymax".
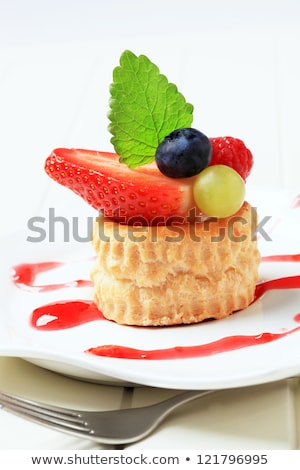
[{"xmin": 209, "ymin": 136, "xmax": 253, "ymax": 180}]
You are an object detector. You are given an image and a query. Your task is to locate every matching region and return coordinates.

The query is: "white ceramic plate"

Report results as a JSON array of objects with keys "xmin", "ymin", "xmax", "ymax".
[{"xmin": 1, "ymin": 189, "xmax": 299, "ymax": 390}]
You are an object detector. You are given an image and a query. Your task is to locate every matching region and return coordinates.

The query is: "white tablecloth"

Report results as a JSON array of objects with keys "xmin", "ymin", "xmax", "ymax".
[{"xmin": 0, "ymin": 0, "xmax": 300, "ymax": 451}]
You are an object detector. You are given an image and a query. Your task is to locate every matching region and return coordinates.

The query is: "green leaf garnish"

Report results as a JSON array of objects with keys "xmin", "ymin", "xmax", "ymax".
[{"xmin": 108, "ymin": 50, "xmax": 194, "ymax": 168}]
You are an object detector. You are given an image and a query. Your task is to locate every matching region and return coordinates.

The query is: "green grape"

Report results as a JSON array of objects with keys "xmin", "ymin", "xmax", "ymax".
[{"xmin": 193, "ymin": 164, "xmax": 245, "ymax": 218}]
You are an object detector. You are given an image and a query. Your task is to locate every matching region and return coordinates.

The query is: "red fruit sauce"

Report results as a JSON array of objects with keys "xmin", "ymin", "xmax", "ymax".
[
  {"xmin": 292, "ymin": 194, "xmax": 300, "ymax": 209},
  {"xmin": 86, "ymin": 312, "xmax": 300, "ymax": 360},
  {"xmin": 11, "ymin": 262, "xmax": 92, "ymax": 292},
  {"xmin": 11, "ymin": 252, "xmax": 300, "ymax": 360}
]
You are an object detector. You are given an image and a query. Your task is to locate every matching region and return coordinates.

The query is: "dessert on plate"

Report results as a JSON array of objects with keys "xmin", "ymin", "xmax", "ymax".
[{"xmin": 45, "ymin": 50, "xmax": 260, "ymax": 326}]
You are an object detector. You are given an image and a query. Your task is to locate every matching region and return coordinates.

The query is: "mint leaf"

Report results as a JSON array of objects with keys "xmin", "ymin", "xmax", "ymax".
[{"xmin": 108, "ymin": 50, "xmax": 194, "ymax": 168}]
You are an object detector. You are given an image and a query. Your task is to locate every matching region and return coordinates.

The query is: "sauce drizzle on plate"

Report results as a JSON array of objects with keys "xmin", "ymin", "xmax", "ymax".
[{"xmin": 11, "ymin": 253, "xmax": 300, "ymax": 360}]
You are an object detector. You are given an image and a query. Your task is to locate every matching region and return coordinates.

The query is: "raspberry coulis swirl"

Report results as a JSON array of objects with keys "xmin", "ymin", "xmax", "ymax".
[{"xmin": 11, "ymin": 253, "xmax": 300, "ymax": 360}]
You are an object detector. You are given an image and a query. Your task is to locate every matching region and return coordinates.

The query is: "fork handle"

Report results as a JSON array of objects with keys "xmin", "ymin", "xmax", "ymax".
[{"xmin": 151, "ymin": 389, "xmax": 215, "ymax": 415}]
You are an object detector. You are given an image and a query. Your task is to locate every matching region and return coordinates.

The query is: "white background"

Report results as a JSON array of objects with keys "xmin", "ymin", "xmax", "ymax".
[
  {"xmin": 1, "ymin": 0, "xmax": 300, "ymax": 240},
  {"xmin": 0, "ymin": 0, "xmax": 300, "ymax": 451}
]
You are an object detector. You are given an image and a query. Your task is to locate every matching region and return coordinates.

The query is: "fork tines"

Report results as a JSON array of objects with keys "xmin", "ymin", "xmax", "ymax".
[{"xmin": 0, "ymin": 391, "xmax": 91, "ymax": 434}]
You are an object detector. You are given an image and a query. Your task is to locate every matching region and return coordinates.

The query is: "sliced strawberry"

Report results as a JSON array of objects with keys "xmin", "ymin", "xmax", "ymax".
[{"xmin": 45, "ymin": 148, "xmax": 198, "ymax": 225}]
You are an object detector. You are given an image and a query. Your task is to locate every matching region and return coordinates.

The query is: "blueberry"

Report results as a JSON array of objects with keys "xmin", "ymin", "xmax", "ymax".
[{"xmin": 155, "ymin": 128, "xmax": 212, "ymax": 178}]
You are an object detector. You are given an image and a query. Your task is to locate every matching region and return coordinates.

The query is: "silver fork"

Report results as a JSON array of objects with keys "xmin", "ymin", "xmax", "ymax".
[{"xmin": 0, "ymin": 389, "xmax": 214, "ymax": 444}]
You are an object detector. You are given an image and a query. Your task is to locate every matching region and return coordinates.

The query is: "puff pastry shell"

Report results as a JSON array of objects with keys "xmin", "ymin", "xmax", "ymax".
[{"xmin": 91, "ymin": 201, "xmax": 260, "ymax": 326}]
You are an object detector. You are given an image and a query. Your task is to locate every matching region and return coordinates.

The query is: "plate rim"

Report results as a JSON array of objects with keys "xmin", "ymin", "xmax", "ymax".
[{"xmin": 1, "ymin": 188, "xmax": 300, "ymax": 389}]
